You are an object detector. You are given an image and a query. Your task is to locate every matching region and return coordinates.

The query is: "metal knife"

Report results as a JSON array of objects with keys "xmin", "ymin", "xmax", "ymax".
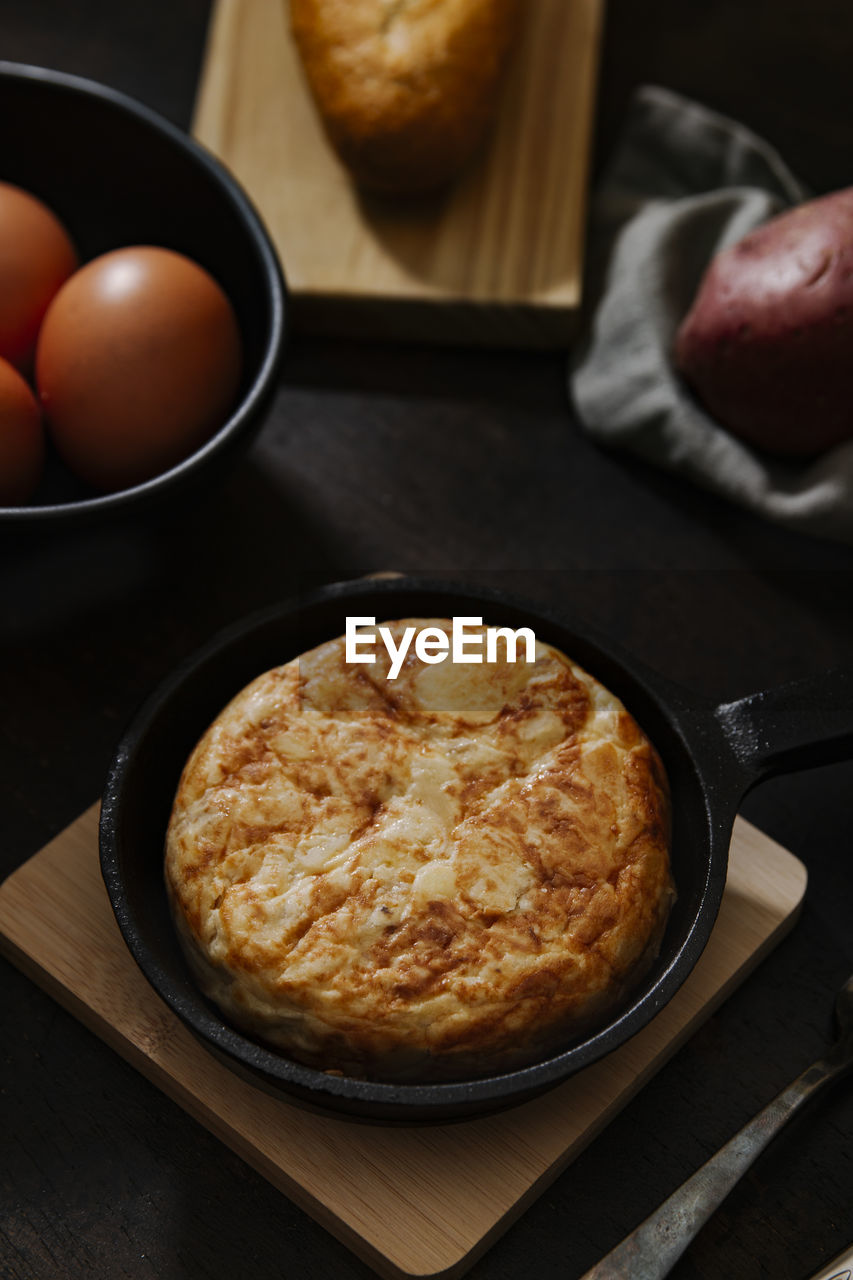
[{"xmin": 807, "ymin": 1244, "xmax": 853, "ymax": 1280}]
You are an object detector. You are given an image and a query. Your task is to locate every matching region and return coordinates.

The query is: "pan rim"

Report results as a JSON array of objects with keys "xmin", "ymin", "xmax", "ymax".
[{"xmin": 99, "ymin": 575, "xmax": 728, "ymax": 1118}]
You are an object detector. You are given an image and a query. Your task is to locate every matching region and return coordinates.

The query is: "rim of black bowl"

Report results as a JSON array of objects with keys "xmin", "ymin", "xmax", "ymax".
[{"xmin": 0, "ymin": 60, "xmax": 287, "ymax": 525}]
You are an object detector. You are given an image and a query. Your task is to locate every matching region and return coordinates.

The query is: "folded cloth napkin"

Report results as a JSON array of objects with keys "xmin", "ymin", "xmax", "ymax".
[{"xmin": 570, "ymin": 84, "xmax": 853, "ymax": 544}]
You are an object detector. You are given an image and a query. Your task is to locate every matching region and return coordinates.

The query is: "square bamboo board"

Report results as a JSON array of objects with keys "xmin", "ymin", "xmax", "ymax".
[
  {"xmin": 192, "ymin": 0, "xmax": 604, "ymax": 346},
  {"xmin": 0, "ymin": 808, "xmax": 805, "ymax": 1278}
]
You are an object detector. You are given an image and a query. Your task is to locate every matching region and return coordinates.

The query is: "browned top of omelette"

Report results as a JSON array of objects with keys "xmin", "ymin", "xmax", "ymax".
[{"xmin": 165, "ymin": 620, "xmax": 674, "ymax": 1081}]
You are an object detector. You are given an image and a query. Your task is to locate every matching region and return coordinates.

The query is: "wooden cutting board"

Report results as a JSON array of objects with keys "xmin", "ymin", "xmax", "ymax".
[
  {"xmin": 0, "ymin": 807, "xmax": 805, "ymax": 1279},
  {"xmin": 192, "ymin": 0, "xmax": 604, "ymax": 346}
]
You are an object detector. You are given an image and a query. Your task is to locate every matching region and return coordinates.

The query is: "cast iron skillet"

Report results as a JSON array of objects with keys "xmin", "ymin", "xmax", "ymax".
[{"xmin": 100, "ymin": 578, "xmax": 853, "ymax": 1123}]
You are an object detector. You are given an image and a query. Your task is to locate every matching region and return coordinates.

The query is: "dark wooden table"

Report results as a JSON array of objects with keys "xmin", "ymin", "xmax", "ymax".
[{"xmin": 2, "ymin": 3, "xmax": 853, "ymax": 1278}]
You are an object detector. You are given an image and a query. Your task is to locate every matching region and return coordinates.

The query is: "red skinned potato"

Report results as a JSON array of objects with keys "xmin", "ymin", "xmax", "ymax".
[{"xmin": 675, "ymin": 187, "xmax": 853, "ymax": 457}]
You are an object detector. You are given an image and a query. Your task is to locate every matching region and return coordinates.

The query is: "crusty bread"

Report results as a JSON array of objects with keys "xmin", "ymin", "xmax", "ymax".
[
  {"xmin": 165, "ymin": 620, "xmax": 674, "ymax": 1083},
  {"xmin": 289, "ymin": 0, "xmax": 522, "ymax": 192}
]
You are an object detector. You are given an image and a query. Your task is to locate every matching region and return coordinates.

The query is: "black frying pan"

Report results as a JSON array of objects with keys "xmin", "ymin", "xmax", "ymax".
[{"xmin": 99, "ymin": 577, "xmax": 853, "ymax": 1123}]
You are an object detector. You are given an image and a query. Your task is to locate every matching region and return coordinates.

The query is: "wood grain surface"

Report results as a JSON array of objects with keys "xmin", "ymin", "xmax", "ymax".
[
  {"xmin": 192, "ymin": 0, "xmax": 604, "ymax": 345},
  {"xmin": 0, "ymin": 806, "xmax": 806, "ymax": 1279}
]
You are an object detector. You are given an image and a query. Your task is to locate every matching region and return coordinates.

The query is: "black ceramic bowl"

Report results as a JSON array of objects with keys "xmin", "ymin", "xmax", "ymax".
[
  {"xmin": 99, "ymin": 577, "xmax": 853, "ymax": 1123},
  {"xmin": 0, "ymin": 62, "xmax": 286, "ymax": 525}
]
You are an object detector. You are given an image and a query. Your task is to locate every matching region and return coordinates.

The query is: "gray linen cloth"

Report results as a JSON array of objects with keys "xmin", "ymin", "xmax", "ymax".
[{"xmin": 570, "ymin": 84, "xmax": 853, "ymax": 544}]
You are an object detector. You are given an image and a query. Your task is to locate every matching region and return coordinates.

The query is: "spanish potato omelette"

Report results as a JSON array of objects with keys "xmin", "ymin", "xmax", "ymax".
[{"xmin": 165, "ymin": 619, "xmax": 674, "ymax": 1081}]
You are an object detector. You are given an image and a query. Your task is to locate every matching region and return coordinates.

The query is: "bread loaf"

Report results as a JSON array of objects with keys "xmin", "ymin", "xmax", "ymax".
[{"xmin": 289, "ymin": 0, "xmax": 522, "ymax": 192}]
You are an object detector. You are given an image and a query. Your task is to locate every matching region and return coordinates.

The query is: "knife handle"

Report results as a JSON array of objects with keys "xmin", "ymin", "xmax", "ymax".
[
  {"xmin": 807, "ymin": 1241, "xmax": 853, "ymax": 1280},
  {"xmin": 579, "ymin": 1056, "xmax": 843, "ymax": 1280}
]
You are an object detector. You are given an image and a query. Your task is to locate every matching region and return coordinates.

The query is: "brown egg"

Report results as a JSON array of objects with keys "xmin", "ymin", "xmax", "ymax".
[
  {"xmin": 0, "ymin": 355, "xmax": 44, "ymax": 505},
  {"xmin": 0, "ymin": 181, "xmax": 78, "ymax": 373},
  {"xmin": 36, "ymin": 246, "xmax": 243, "ymax": 492}
]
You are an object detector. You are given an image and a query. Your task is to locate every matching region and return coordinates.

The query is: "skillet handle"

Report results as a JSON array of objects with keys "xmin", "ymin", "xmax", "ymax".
[{"xmin": 715, "ymin": 669, "xmax": 853, "ymax": 787}]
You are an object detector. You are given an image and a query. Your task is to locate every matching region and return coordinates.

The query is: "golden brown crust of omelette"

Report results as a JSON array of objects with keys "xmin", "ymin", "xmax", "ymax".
[{"xmin": 165, "ymin": 620, "xmax": 674, "ymax": 1081}]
